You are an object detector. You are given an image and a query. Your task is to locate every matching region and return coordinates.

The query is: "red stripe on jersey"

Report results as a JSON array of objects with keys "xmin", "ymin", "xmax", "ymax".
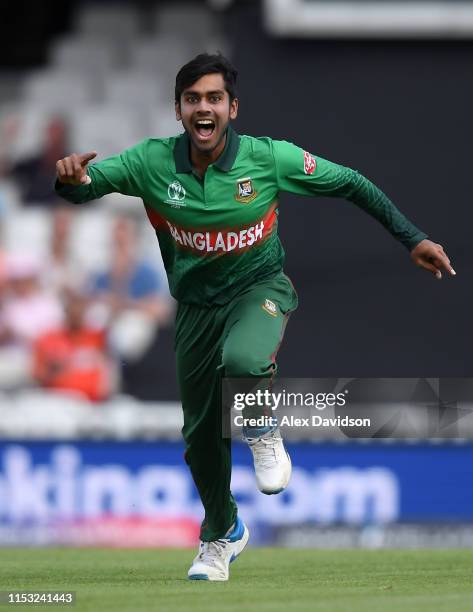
[
  {"xmin": 144, "ymin": 204, "xmax": 167, "ymax": 229},
  {"xmin": 144, "ymin": 202, "xmax": 278, "ymax": 256}
]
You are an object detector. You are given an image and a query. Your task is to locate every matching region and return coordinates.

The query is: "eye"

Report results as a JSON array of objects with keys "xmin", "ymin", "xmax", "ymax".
[
  {"xmin": 210, "ymin": 95, "xmax": 222, "ymax": 103},
  {"xmin": 186, "ymin": 95, "xmax": 198, "ymax": 104}
]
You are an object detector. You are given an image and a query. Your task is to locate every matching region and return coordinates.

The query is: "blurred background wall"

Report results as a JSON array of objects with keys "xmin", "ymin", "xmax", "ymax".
[{"xmin": 228, "ymin": 1, "xmax": 472, "ymax": 380}]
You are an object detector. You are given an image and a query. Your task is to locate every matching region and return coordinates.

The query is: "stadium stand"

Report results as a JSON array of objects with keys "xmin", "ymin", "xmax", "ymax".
[{"xmin": 0, "ymin": 2, "xmax": 227, "ymax": 402}]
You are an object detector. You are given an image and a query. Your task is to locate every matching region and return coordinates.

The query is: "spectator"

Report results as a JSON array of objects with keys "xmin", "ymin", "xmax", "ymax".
[
  {"xmin": 33, "ymin": 288, "xmax": 115, "ymax": 402},
  {"xmin": 0, "ymin": 111, "xmax": 19, "ymax": 178},
  {"xmin": 8, "ymin": 115, "xmax": 68, "ymax": 207},
  {"xmin": 0, "ymin": 254, "xmax": 63, "ymax": 388},
  {"xmin": 44, "ymin": 205, "xmax": 82, "ymax": 293},
  {"xmin": 88, "ymin": 215, "xmax": 173, "ymax": 361}
]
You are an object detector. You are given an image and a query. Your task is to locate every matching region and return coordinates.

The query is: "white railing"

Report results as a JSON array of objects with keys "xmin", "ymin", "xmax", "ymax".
[{"xmin": 264, "ymin": 1, "xmax": 473, "ymax": 37}]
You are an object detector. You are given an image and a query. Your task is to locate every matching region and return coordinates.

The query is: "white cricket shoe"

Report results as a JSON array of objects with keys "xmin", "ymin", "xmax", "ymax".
[
  {"xmin": 187, "ymin": 516, "xmax": 249, "ymax": 581},
  {"xmin": 246, "ymin": 428, "xmax": 292, "ymax": 494}
]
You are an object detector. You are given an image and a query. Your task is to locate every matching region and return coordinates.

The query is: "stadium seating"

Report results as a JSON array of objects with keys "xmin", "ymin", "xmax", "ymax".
[
  {"xmin": 75, "ymin": 4, "xmax": 142, "ymax": 40},
  {"xmin": 0, "ymin": 0, "xmax": 229, "ymax": 273},
  {"xmin": 0, "ymin": 1, "xmax": 225, "ymax": 401},
  {"xmin": 68, "ymin": 105, "xmax": 147, "ymax": 159},
  {"xmin": 3, "ymin": 208, "xmax": 51, "ymax": 259},
  {"xmin": 48, "ymin": 36, "xmax": 122, "ymax": 74},
  {"xmin": 6, "ymin": 2, "xmax": 227, "ymax": 167},
  {"xmin": 22, "ymin": 70, "xmax": 98, "ymax": 110}
]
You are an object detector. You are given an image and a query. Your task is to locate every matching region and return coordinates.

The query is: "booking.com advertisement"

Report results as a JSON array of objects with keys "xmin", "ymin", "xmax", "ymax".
[{"xmin": 1, "ymin": 439, "xmax": 473, "ymax": 548}]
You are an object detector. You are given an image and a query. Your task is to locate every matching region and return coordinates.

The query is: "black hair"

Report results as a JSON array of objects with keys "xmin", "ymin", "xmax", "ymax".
[{"xmin": 174, "ymin": 53, "xmax": 238, "ymax": 104}]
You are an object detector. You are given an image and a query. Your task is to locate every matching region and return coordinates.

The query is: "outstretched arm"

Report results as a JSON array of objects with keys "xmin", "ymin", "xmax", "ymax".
[
  {"xmin": 54, "ymin": 140, "xmax": 148, "ymax": 204},
  {"xmin": 272, "ymin": 140, "xmax": 456, "ymax": 280}
]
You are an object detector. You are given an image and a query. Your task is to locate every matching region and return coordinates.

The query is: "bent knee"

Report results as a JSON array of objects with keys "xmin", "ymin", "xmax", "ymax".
[{"xmin": 222, "ymin": 348, "xmax": 274, "ymax": 378}]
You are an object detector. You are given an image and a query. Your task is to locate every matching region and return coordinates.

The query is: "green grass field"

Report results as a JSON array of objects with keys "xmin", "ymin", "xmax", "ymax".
[{"xmin": 0, "ymin": 549, "xmax": 472, "ymax": 611}]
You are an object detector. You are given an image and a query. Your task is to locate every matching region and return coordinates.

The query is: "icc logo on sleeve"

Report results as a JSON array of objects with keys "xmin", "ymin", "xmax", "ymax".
[{"xmin": 235, "ymin": 177, "xmax": 257, "ymax": 204}]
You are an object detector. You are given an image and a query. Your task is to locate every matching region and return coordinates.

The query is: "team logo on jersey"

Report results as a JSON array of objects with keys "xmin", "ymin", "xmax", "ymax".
[
  {"xmin": 235, "ymin": 177, "xmax": 257, "ymax": 204},
  {"xmin": 262, "ymin": 298, "xmax": 278, "ymax": 317},
  {"xmin": 303, "ymin": 151, "xmax": 316, "ymax": 175},
  {"xmin": 165, "ymin": 180, "xmax": 186, "ymax": 207}
]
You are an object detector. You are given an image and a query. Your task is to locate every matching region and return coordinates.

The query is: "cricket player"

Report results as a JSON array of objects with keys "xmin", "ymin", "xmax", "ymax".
[{"xmin": 55, "ymin": 53, "xmax": 455, "ymax": 581}]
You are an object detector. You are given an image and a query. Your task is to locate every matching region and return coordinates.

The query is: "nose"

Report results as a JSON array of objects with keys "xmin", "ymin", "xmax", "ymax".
[{"xmin": 196, "ymin": 98, "xmax": 212, "ymax": 113}]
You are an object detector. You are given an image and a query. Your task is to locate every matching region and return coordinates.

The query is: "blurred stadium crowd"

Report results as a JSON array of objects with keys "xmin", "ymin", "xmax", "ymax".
[{"xmin": 0, "ymin": 2, "xmax": 228, "ymax": 404}]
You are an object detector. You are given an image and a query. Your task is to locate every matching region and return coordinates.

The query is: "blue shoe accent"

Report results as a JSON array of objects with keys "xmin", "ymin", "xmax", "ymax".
[
  {"xmin": 229, "ymin": 552, "xmax": 238, "ymax": 563},
  {"xmin": 188, "ymin": 574, "xmax": 209, "ymax": 580},
  {"xmin": 226, "ymin": 516, "xmax": 245, "ymax": 543},
  {"xmin": 243, "ymin": 421, "xmax": 278, "ymax": 440}
]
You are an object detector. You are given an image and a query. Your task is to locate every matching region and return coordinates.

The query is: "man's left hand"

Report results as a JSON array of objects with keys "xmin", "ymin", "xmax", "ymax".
[{"xmin": 410, "ymin": 239, "xmax": 456, "ymax": 280}]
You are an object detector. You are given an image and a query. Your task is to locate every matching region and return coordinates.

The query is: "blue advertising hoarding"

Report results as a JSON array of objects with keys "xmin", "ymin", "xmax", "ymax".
[{"xmin": 0, "ymin": 441, "xmax": 471, "ymax": 546}]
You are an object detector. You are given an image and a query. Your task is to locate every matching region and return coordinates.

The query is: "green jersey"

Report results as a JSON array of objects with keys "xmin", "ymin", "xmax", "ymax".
[{"xmin": 55, "ymin": 127, "xmax": 427, "ymax": 306}]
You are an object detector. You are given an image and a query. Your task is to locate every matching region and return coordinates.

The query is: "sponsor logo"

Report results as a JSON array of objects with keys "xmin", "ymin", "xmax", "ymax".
[
  {"xmin": 0, "ymin": 444, "xmax": 400, "ymax": 531},
  {"xmin": 303, "ymin": 151, "xmax": 316, "ymax": 175},
  {"xmin": 262, "ymin": 298, "xmax": 277, "ymax": 317},
  {"xmin": 165, "ymin": 181, "xmax": 186, "ymax": 207},
  {"xmin": 235, "ymin": 177, "xmax": 257, "ymax": 204}
]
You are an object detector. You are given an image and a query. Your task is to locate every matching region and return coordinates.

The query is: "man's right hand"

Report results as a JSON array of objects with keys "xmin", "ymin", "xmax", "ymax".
[{"xmin": 56, "ymin": 151, "xmax": 97, "ymax": 185}]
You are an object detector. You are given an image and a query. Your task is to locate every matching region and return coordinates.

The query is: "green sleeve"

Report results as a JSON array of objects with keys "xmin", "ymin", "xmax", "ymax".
[
  {"xmin": 54, "ymin": 139, "xmax": 149, "ymax": 204},
  {"xmin": 272, "ymin": 139, "xmax": 428, "ymax": 251}
]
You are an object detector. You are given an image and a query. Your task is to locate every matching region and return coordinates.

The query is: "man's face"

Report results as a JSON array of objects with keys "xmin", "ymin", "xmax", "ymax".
[{"xmin": 175, "ymin": 73, "xmax": 238, "ymax": 154}]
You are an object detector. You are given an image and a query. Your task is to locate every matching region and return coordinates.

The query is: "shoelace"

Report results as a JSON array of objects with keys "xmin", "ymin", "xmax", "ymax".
[
  {"xmin": 247, "ymin": 435, "xmax": 282, "ymax": 469},
  {"xmin": 198, "ymin": 538, "xmax": 228, "ymax": 567}
]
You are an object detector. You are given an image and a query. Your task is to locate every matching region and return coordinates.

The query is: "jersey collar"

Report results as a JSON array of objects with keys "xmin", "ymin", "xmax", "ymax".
[{"xmin": 174, "ymin": 126, "xmax": 240, "ymax": 173}]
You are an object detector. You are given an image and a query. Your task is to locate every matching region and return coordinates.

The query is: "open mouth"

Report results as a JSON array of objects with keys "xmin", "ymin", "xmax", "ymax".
[{"xmin": 194, "ymin": 119, "xmax": 215, "ymax": 139}]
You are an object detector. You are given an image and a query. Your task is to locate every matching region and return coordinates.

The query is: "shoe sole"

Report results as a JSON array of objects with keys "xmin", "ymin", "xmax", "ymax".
[{"xmin": 188, "ymin": 525, "xmax": 250, "ymax": 581}]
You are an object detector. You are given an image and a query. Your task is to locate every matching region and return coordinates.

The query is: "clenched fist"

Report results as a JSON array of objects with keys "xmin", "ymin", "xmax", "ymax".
[
  {"xmin": 56, "ymin": 151, "xmax": 97, "ymax": 185},
  {"xmin": 410, "ymin": 239, "xmax": 456, "ymax": 280}
]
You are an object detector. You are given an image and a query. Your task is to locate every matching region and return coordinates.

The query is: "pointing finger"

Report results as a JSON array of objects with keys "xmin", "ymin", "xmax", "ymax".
[
  {"xmin": 79, "ymin": 151, "xmax": 97, "ymax": 166},
  {"xmin": 433, "ymin": 253, "xmax": 456, "ymax": 276}
]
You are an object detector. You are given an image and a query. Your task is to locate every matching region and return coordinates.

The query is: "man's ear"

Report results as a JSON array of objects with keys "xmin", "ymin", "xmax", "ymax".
[
  {"xmin": 230, "ymin": 98, "xmax": 239, "ymax": 121},
  {"xmin": 175, "ymin": 102, "xmax": 181, "ymax": 121}
]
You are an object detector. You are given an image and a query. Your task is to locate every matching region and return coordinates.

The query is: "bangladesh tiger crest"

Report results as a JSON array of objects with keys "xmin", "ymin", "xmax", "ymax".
[
  {"xmin": 262, "ymin": 298, "xmax": 278, "ymax": 317},
  {"xmin": 235, "ymin": 177, "xmax": 257, "ymax": 204}
]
